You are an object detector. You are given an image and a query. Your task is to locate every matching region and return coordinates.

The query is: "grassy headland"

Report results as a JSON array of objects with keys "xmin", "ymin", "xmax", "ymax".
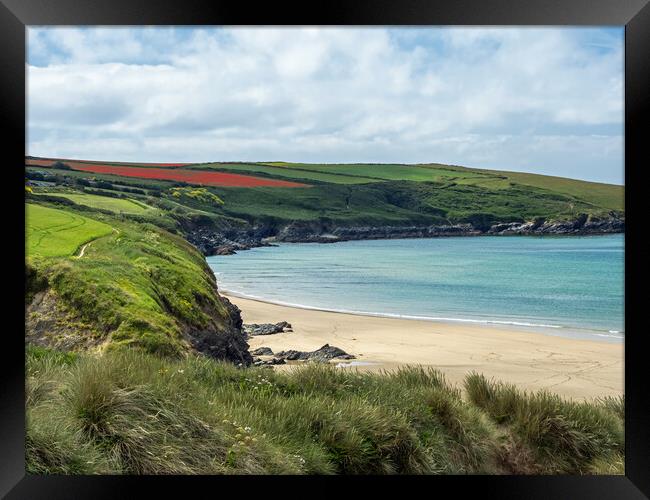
[{"xmin": 26, "ymin": 200, "xmax": 248, "ymax": 360}]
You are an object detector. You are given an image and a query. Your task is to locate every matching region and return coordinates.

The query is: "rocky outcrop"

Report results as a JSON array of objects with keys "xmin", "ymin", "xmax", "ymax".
[
  {"xmin": 243, "ymin": 321, "xmax": 292, "ymax": 337},
  {"xmin": 26, "ymin": 274, "xmax": 254, "ymax": 366},
  {"xmin": 184, "ymin": 294, "xmax": 253, "ymax": 366},
  {"xmin": 486, "ymin": 214, "xmax": 624, "ymax": 236},
  {"xmin": 253, "ymin": 356, "xmax": 286, "ymax": 366},
  {"xmin": 251, "ymin": 345, "xmax": 286, "ymax": 366},
  {"xmin": 276, "ymin": 344, "xmax": 356, "ymax": 363},
  {"xmin": 251, "ymin": 346, "xmax": 274, "ymax": 356},
  {"xmin": 184, "ymin": 225, "xmax": 268, "ymax": 255},
  {"xmin": 26, "ymin": 290, "xmax": 105, "ymax": 351},
  {"xmin": 276, "ymin": 221, "xmax": 481, "ymax": 243}
]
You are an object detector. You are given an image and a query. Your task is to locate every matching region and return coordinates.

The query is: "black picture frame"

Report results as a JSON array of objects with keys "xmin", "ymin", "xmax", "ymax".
[{"xmin": 2, "ymin": 0, "xmax": 648, "ymax": 498}]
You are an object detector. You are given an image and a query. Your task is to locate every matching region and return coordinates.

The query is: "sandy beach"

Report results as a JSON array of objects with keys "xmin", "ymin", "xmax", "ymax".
[{"xmin": 225, "ymin": 293, "xmax": 624, "ymax": 400}]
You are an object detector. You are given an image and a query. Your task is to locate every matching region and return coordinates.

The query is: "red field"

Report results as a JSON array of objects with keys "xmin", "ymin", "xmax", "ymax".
[
  {"xmin": 25, "ymin": 158, "xmax": 310, "ymax": 188},
  {"xmin": 25, "ymin": 158, "xmax": 310, "ymax": 187}
]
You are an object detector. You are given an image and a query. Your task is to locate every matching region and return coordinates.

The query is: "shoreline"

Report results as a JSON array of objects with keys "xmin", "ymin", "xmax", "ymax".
[
  {"xmin": 220, "ymin": 287, "xmax": 623, "ymax": 343},
  {"xmin": 202, "ymin": 229, "xmax": 625, "ymax": 258},
  {"xmin": 223, "ymin": 292, "xmax": 624, "ymax": 400}
]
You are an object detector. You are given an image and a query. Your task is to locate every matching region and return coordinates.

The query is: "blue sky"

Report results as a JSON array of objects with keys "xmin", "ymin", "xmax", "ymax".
[{"xmin": 27, "ymin": 27, "xmax": 624, "ymax": 184}]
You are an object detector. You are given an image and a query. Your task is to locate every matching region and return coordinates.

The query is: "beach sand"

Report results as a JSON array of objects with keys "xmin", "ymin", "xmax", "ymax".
[{"xmin": 224, "ymin": 293, "xmax": 624, "ymax": 400}]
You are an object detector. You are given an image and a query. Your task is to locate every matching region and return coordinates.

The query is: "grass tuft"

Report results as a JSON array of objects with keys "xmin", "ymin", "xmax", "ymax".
[
  {"xmin": 26, "ymin": 348, "xmax": 625, "ymax": 475},
  {"xmin": 464, "ymin": 372, "xmax": 623, "ymax": 474}
]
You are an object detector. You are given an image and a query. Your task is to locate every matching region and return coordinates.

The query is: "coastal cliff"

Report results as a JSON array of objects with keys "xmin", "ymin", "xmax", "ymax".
[
  {"xmin": 184, "ymin": 212, "xmax": 625, "ymax": 256},
  {"xmin": 26, "ymin": 210, "xmax": 252, "ymax": 365}
]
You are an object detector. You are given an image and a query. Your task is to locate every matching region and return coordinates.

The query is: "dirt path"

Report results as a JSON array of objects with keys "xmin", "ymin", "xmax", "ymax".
[
  {"xmin": 76, "ymin": 242, "xmax": 91, "ymax": 258},
  {"xmin": 75, "ymin": 228, "xmax": 119, "ymax": 259}
]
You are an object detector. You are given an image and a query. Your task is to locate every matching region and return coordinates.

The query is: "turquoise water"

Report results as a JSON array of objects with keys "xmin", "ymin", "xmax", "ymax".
[{"xmin": 207, "ymin": 235, "xmax": 624, "ymax": 342}]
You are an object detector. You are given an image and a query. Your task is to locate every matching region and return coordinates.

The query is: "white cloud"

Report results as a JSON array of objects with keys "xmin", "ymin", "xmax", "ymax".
[{"xmin": 27, "ymin": 27, "xmax": 624, "ymax": 183}]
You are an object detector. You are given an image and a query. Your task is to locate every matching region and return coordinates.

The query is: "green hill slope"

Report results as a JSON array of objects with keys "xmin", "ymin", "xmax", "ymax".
[
  {"xmin": 26, "ymin": 157, "xmax": 624, "ymax": 255},
  {"xmin": 26, "ymin": 201, "xmax": 250, "ymax": 361},
  {"xmin": 186, "ymin": 161, "xmax": 624, "ymax": 215}
]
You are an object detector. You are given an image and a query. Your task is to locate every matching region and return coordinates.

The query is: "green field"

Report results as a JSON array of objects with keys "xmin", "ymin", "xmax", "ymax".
[
  {"xmin": 263, "ymin": 162, "xmax": 482, "ymax": 182},
  {"xmin": 27, "ymin": 158, "xmax": 624, "ymax": 227},
  {"xmin": 26, "ymin": 203, "xmax": 113, "ymax": 258},
  {"xmin": 207, "ymin": 179, "xmax": 606, "ymax": 228},
  {"xmin": 192, "ymin": 162, "xmax": 379, "ymax": 184},
  {"xmin": 194, "ymin": 161, "xmax": 624, "ymax": 212},
  {"xmin": 41, "ymin": 193, "xmax": 155, "ymax": 214},
  {"xmin": 201, "ymin": 162, "xmax": 483, "ymax": 184},
  {"xmin": 494, "ymin": 170, "xmax": 624, "ymax": 212},
  {"xmin": 278, "ymin": 163, "xmax": 624, "ymax": 210}
]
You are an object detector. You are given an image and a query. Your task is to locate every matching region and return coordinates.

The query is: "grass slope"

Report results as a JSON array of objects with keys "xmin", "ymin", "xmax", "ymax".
[
  {"xmin": 27, "ymin": 204, "xmax": 113, "ymax": 258},
  {"xmin": 191, "ymin": 161, "xmax": 623, "ymax": 218},
  {"xmin": 259, "ymin": 161, "xmax": 623, "ymax": 210},
  {"xmin": 40, "ymin": 193, "xmax": 155, "ymax": 214},
  {"xmin": 26, "ymin": 202, "xmax": 233, "ymax": 357},
  {"xmin": 208, "ymin": 179, "xmax": 604, "ymax": 227},
  {"xmin": 26, "ymin": 347, "xmax": 624, "ymax": 475},
  {"xmin": 27, "ymin": 158, "xmax": 624, "ymax": 230},
  {"xmin": 494, "ymin": 171, "xmax": 624, "ymax": 212}
]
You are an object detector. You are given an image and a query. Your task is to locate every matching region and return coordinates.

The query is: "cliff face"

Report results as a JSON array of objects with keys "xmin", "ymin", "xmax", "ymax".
[
  {"xmin": 485, "ymin": 214, "xmax": 624, "ymax": 235},
  {"xmin": 182, "ymin": 268, "xmax": 252, "ymax": 365},
  {"xmin": 27, "ymin": 272, "xmax": 252, "ymax": 366},
  {"xmin": 183, "ymin": 213, "xmax": 625, "ymax": 256}
]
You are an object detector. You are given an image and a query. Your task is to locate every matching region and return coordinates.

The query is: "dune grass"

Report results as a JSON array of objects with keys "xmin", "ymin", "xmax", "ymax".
[
  {"xmin": 26, "ymin": 347, "xmax": 625, "ymax": 475},
  {"xmin": 464, "ymin": 372, "xmax": 624, "ymax": 474}
]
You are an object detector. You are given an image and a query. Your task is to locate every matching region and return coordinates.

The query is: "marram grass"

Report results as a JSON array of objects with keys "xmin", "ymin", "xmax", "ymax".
[{"xmin": 26, "ymin": 347, "xmax": 624, "ymax": 475}]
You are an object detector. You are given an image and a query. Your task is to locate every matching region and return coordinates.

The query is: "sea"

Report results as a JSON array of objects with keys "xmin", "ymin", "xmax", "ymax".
[{"xmin": 206, "ymin": 234, "xmax": 624, "ymax": 343}]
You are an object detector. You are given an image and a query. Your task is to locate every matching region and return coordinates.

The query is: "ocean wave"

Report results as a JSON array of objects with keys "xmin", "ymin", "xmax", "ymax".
[{"xmin": 595, "ymin": 332, "xmax": 625, "ymax": 339}]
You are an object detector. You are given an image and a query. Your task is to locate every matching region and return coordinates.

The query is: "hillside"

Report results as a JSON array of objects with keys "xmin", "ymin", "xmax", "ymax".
[
  {"xmin": 24, "ymin": 162, "xmax": 625, "ymax": 476},
  {"xmin": 26, "ymin": 200, "xmax": 250, "ymax": 362},
  {"xmin": 26, "ymin": 157, "xmax": 624, "ymax": 256}
]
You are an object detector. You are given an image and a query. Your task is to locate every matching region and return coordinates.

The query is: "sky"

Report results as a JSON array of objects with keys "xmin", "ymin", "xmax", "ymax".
[{"xmin": 27, "ymin": 27, "xmax": 624, "ymax": 184}]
